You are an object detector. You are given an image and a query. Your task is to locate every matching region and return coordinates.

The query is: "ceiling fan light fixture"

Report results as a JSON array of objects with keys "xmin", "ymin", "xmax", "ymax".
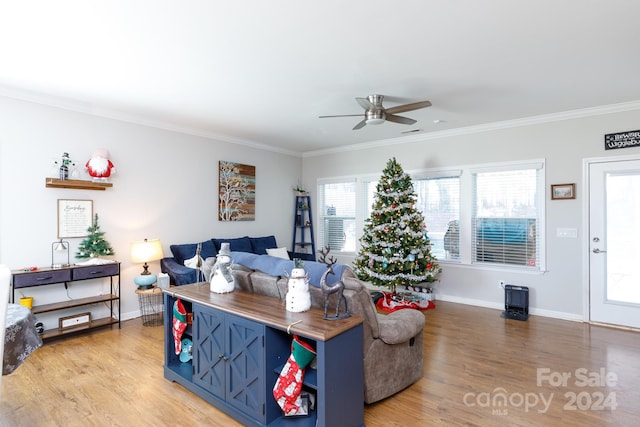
[
  {"xmin": 366, "ymin": 117, "xmax": 385, "ymax": 125},
  {"xmin": 320, "ymin": 94, "xmax": 432, "ymax": 130},
  {"xmin": 365, "ymin": 110, "xmax": 385, "ymax": 125}
]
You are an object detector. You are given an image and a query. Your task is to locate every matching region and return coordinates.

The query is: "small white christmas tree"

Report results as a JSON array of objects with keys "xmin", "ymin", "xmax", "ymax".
[{"xmin": 354, "ymin": 157, "xmax": 441, "ymax": 292}]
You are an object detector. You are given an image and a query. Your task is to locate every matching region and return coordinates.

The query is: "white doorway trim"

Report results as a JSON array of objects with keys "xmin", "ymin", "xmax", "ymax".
[{"xmin": 582, "ymin": 153, "xmax": 640, "ymax": 324}]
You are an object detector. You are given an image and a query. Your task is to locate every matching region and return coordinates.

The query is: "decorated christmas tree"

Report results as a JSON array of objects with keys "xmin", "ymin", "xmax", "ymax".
[
  {"xmin": 354, "ymin": 157, "xmax": 441, "ymax": 292},
  {"xmin": 76, "ymin": 213, "xmax": 115, "ymax": 258}
]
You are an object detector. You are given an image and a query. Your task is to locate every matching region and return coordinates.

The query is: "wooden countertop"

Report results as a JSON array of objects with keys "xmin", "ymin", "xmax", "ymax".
[{"xmin": 164, "ymin": 283, "xmax": 362, "ymax": 342}]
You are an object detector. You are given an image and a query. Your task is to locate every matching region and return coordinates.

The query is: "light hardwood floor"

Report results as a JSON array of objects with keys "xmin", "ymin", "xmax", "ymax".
[{"xmin": 1, "ymin": 301, "xmax": 639, "ymax": 427}]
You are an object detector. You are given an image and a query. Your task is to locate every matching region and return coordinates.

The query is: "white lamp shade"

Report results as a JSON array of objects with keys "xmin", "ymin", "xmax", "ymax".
[{"xmin": 131, "ymin": 239, "xmax": 164, "ymax": 263}]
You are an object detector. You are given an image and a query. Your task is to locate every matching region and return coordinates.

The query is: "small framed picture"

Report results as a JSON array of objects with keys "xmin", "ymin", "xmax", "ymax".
[{"xmin": 551, "ymin": 183, "xmax": 575, "ymax": 200}]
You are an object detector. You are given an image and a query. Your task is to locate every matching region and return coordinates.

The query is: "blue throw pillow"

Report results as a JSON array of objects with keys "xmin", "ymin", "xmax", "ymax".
[
  {"xmin": 171, "ymin": 240, "xmax": 218, "ymax": 265},
  {"xmin": 212, "ymin": 236, "xmax": 253, "ymax": 253},
  {"xmin": 250, "ymin": 235, "xmax": 278, "ymax": 255},
  {"xmin": 170, "ymin": 243, "xmax": 196, "ymax": 265},
  {"xmin": 200, "ymin": 239, "xmax": 217, "ymax": 259}
]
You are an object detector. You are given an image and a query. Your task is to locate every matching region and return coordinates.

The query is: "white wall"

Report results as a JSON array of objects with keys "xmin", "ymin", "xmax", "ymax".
[
  {"xmin": 302, "ymin": 109, "xmax": 640, "ymax": 320},
  {"xmin": 4, "ymin": 93, "xmax": 640, "ymax": 325},
  {"xmin": 0, "ymin": 96, "xmax": 302, "ymax": 327}
]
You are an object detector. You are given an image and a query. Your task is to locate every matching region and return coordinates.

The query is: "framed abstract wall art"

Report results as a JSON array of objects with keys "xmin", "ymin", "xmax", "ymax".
[{"xmin": 218, "ymin": 161, "xmax": 255, "ymax": 221}]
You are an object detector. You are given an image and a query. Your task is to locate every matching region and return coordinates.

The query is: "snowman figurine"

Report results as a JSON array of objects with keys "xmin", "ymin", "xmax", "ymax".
[
  {"xmin": 209, "ymin": 243, "xmax": 235, "ymax": 293},
  {"xmin": 285, "ymin": 261, "xmax": 311, "ymax": 313}
]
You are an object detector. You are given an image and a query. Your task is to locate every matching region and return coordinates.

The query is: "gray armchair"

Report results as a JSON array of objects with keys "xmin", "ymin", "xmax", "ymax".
[{"xmin": 340, "ymin": 269, "xmax": 425, "ymax": 404}]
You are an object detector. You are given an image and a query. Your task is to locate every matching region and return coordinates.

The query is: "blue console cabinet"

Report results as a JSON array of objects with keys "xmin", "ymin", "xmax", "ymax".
[{"xmin": 163, "ymin": 284, "xmax": 364, "ymax": 427}]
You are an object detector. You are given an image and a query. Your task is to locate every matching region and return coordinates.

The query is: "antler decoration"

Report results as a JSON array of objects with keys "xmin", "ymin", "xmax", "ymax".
[
  {"xmin": 318, "ymin": 246, "xmax": 337, "ymax": 266},
  {"xmin": 317, "ymin": 246, "xmax": 350, "ymax": 320}
]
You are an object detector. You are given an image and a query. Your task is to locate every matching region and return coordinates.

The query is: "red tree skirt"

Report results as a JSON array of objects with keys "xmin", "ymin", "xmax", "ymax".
[{"xmin": 376, "ymin": 292, "xmax": 435, "ymax": 312}]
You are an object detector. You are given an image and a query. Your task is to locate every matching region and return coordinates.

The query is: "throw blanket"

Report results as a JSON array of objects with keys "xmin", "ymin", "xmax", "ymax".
[{"xmin": 231, "ymin": 252, "xmax": 346, "ymax": 288}]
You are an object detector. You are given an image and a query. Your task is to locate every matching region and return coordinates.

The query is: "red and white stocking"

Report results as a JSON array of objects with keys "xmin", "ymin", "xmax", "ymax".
[
  {"xmin": 172, "ymin": 299, "xmax": 187, "ymax": 355},
  {"xmin": 273, "ymin": 335, "xmax": 316, "ymax": 416}
]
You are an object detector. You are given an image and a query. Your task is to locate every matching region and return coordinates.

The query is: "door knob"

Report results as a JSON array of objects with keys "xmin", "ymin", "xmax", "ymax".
[{"xmin": 592, "ymin": 248, "xmax": 607, "ymax": 253}]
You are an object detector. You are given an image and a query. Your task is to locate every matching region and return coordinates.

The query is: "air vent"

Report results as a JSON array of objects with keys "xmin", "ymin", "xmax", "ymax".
[{"xmin": 401, "ymin": 128, "xmax": 423, "ymax": 134}]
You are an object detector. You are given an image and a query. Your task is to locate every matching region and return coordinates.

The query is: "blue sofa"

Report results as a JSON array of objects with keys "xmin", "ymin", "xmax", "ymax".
[{"xmin": 160, "ymin": 235, "xmax": 314, "ymax": 285}]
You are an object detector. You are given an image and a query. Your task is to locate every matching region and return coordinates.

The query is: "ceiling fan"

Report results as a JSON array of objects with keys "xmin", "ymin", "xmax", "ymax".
[{"xmin": 319, "ymin": 94, "xmax": 432, "ymax": 130}]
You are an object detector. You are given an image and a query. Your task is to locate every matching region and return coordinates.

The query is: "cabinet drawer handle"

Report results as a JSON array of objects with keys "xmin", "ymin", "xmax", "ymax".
[
  {"xmin": 89, "ymin": 270, "xmax": 103, "ymax": 275},
  {"xmin": 36, "ymin": 276, "xmax": 53, "ymax": 281}
]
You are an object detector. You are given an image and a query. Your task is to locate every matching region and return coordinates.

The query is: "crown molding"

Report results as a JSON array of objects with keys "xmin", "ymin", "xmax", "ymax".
[
  {"xmin": 0, "ymin": 85, "xmax": 303, "ymax": 158},
  {"xmin": 303, "ymin": 100, "xmax": 640, "ymax": 158},
  {"xmin": 3, "ymin": 84, "xmax": 639, "ymax": 160}
]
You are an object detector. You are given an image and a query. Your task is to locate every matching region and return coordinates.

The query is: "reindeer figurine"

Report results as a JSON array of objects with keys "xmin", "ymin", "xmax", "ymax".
[{"xmin": 317, "ymin": 246, "xmax": 350, "ymax": 320}]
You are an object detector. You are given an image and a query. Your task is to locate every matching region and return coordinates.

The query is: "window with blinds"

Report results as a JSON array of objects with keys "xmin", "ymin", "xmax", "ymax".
[
  {"xmin": 414, "ymin": 176, "xmax": 461, "ymax": 261},
  {"xmin": 317, "ymin": 159, "xmax": 545, "ymax": 270},
  {"xmin": 317, "ymin": 179, "xmax": 357, "ymax": 252},
  {"xmin": 360, "ymin": 174, "xmax": 461, "ymax": 261},
  {"xmin": 472, "ymin": 165, "xmax": 542, "ymax": 268}
]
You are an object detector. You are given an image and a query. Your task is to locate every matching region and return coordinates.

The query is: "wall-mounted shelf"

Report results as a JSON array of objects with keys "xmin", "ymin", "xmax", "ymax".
[{"xmin": 45, "ymin": 178, "xmax": 113, "ymax": 191}]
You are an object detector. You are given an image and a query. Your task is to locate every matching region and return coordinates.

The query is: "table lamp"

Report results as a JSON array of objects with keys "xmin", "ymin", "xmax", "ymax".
[
  {"xmin": 131, "ymin": 238, "xmax": 164, "ymax": 289},
  {"xmin": 51, "ymin": 238, "xmax": 70, "ymax": 268}
]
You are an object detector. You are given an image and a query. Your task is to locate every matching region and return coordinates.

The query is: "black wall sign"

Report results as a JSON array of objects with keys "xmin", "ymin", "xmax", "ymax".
[{"xmin": 604, "ymin": 129, "xmax": 640, "ymax": 150}]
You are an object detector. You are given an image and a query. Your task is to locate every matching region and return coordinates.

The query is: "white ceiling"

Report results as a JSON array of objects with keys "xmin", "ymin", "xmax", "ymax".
[{"xmin": 2, "ymin": 1, "xmax": 640, "ymax": 156}]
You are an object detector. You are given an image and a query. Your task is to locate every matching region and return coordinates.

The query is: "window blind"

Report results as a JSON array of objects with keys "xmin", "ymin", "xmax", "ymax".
[
  {"xmin": 317, "ymin": 179, "xmax": 357, "ymax": 253},
  {"xmin": 413, "ymin": 176, "xmax": 461, "ymax": 261},
  {"xmin": 472, "ymin": 167, "xmax": 541, "ymax": 268}
]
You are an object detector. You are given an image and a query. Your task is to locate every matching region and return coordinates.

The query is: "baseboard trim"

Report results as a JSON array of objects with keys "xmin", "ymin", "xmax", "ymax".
[{"xmin": 436, "ymin": 294, "xmax": 584, "ymax": 322}]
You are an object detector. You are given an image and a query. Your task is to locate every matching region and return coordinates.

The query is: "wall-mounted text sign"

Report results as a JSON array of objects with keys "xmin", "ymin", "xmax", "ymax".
[{"xmin": 604, "ymin": 129, "xmax": 640, "ymax": 150}]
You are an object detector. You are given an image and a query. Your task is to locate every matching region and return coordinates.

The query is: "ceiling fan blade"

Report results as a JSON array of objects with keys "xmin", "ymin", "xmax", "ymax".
[
  {"xmin": 356, "ymin": 97, "xmax": 374, "ymax": 110},
  {"xmin": 385, "ymin": 100, "xmax": 432, "ymax": 115},
  {"xmin": 319, "ymin": 114, "xmax": 364, "ymax": 118},
  {"xmin": 352, "ymin": 119, "xmax": 367, "ymax": 130},
  {"xmin": 385, "ymin": 114, "xmax": 417, "ymax": 125}
]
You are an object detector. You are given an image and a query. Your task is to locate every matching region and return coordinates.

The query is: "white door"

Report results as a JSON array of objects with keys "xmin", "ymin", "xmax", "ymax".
[{"xmin": 589, "ymin": 158, "xmax": 640, "ymax": 328}]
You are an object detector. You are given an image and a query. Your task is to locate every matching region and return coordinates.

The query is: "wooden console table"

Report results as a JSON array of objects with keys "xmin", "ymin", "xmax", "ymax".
[
  {"xmin": 11, "ymin": 263, "xmax": 120, "ymax": 340},
  {"xmin": 163, "ymin": 283, "xmax": 364, "ymax": 427}
]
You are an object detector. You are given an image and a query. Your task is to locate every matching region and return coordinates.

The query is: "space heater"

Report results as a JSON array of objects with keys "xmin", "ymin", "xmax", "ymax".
[{"xmin": 501, "ymin": 284, "xmax": 529, "ymax": 321}]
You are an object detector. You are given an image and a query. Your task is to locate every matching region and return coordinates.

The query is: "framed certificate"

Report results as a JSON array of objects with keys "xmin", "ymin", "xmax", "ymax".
[{"xmin": 57, "ymin": 199, "xmax": 93, "ymax": 238}]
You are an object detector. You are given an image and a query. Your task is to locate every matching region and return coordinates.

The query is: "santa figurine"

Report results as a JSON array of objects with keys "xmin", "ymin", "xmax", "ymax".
[{"xmin": 86, "ymin": 148, "xmax": 115, "ymax": 182}]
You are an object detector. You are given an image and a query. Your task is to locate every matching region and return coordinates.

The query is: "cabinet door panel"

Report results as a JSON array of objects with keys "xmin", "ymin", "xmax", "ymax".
[
  {"xmin": 193, "ymin": 308, "xmax": 225, "ymax": 398},
  {"xmin": 226, "ymin": 316, "xmax": 265, "ymax": 421}
]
